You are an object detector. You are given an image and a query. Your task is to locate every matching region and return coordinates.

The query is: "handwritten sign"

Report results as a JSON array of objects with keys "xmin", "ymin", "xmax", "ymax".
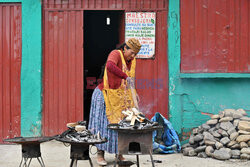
[{"xmin": 125, "ymin": 12, "xmax": 156, "ymax": 59}]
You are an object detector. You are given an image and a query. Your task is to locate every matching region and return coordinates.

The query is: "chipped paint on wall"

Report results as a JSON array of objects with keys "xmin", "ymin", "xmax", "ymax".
[{"xmin": 30, "ymin": 121, "xmax": 42, "ymax": 136}]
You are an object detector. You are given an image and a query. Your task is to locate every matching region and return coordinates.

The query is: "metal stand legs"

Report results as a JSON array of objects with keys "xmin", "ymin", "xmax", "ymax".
[
  {"xmin": 149, "ymin": 152, "xmax": 155, "ymax": 167},
  {"xmin": 136, "ymin": 155, "xmax": 140, "ymax": 167},
  {"xmin": 19, "ymin": 156, "xmax": 45, "ymax": 167},
  {"xmin": 19, "ymin": 144, "xmax": 45, "ymax": 167},
  {"xmin": 69, "ymin": 144, "xmax": 93, "ymax": 167},
  {"xmin": 113, "ymin": 153, "xmax": 155, "ymax": 167},
  {"xmin": 69, "ymin": 158, "xmax": 93, "ymax": 167}
]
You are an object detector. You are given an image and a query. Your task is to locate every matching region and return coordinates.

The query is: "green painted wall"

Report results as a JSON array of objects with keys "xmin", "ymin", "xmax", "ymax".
[
  {"xmin": 168, "ymin": 0, "xmax": 183, "ymax": 136},
  {"xmin": 168, "ymin": 0, "xmax": 250, "ymax": 142},
  {"xmin": 0, "ymin": 0, "xmax": 42, "ymax": 136}
]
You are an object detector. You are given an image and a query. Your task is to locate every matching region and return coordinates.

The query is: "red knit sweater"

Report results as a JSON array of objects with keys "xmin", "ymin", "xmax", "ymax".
[{"xmin": 98, "ymin": 50, "xmax": 132, "ymax": 90}]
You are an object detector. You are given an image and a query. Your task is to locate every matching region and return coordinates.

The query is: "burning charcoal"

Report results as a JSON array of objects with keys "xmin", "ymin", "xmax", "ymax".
[
  {"xmin": 75, "ymin": 135, "xmax": 82, "ymax": 141},
  {"xmin": 78, "ymin": 131, "xmax": 89, "ymax": 137},
  {"xmin": 57, "ymin": 121, "xmax": 106, "ymax": 143},
  {"xmin": 142, "ymin": 123, "xmax": 153, "ymax": 129},
  {"xmin": 152, "ymin": 122, "xmax": 159, "ymax": 126},
  {"xmin": 66, "ymin": 135, "xmax": 78, "ymax": 142},
  {"xmin": 133, "ymin": 124, "xmax": 139, "ymax": 129},
  {"xmin": 139, "ymin": 114, "xmax": 153, "ymax": 124},
  {"xmin": 119, "ymin": 119, "xmax": 126, "ymax": 125},
  {"xmin": 79, "ymin": 137, "xmax": 88, "ymax": 142},
  {"xmin": 59, "ymin": 129, "xmax": 72, "ymax": 138}
]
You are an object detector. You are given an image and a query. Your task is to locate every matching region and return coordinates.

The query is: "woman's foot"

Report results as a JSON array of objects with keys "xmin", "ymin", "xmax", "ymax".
[
  {"xmin": 97, "ymin": 150, "xmax": 107, "ymax": 166},
  {"xmin": 118, "ymin": 154, "xmax": 125, "ymax": 161}
]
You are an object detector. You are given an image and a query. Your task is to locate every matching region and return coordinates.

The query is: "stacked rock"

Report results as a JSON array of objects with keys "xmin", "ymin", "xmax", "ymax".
[{"xmin": 182, "ymin": 109, "xmax": 250, "ymax": 160}]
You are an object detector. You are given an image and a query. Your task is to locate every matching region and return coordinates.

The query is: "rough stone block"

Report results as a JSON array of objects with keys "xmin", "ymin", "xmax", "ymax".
[
  {"xmin": 238, "ymin": 121, "xmax": 250, "ymax": 132},
  {"xmin": 240, "ymin": 142, "xmax": 248, "ymax": 149},
  {"xmin": 231, "ymin": 144, "xmax": 240, "ymax": 149},
  {"xmin": 207, "ymin": 119, "xmax": 218, "ymax": 125},
  {"xmin": 213, "ymin": 149, "xmax": 231, "ymax": 160},
  {"xmin": 230, "ymin": 132, "xmax": 239, "ymax": 141},
  {"xmin": 220, "ymin": 122, "xmax": 234, "ymax": 131},
  {"xmin": 219, "ymin": 117, "xmax": 233, "ymax": 122},
  {"xmin": 205, "ymin": 146, "xmax": 214, "ymax": 157},
  {"xmin": 227, "ymin": 141, "xmax": 237, "ymax": 148},
  {"xmin": 197, "ymin": 152, "xmax": 208, "ymax": 158},
  {"xmin": 194, "ymin": 146, "xmax": 206, "ymax": 153},
  {"xmin": 231, "ymin": 150, "xmax": 240, "ymax": 159},
  {"xmin": 194, "ymin": 134, "xmax": 203, "ymax": 142},
  {"xmin": 240, "ymin": 153, "xmax": 250, "ymax": 160},
  {"xmin": 215, "ymin": 142, "xmax": 223, "ymax": 150},
  {"xmin": 238, "ymin": 130, "xmax": 250, "ymax": 135},
  {"xmin": 241, "ymin": 148, "xmax": 250, "ymax": 155},
  {"xmin": 227, "ymin": 127, "xmax": 236, "ymax": 135},
  {"xmin": 220, "ymin": 137, "xmax": 230, "ymax": 145},
  {"xmin": 236, "ymin": 135, "xmax": 250, "ymax": 142}
]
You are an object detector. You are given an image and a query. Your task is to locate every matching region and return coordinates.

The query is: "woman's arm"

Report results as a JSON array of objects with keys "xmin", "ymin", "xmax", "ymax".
[{"xmin": 106, "ymin": 61, "xmax": 128, "ymax": 79}]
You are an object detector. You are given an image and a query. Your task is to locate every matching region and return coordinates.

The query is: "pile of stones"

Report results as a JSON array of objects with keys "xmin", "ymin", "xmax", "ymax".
[{"xmin": 182, "ymin": 109, "xmax": 250, "ymax": 160}]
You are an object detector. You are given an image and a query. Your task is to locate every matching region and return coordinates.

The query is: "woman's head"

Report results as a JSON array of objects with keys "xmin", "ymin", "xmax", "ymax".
[{"xmin": 117, "ymin": 38, "xmax": 141, "ymax": 61}]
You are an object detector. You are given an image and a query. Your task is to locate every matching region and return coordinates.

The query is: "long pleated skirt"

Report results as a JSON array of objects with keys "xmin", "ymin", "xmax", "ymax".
[{"xmin": 88, "ymin": 87, "xmax": 118, "ymax": 154}]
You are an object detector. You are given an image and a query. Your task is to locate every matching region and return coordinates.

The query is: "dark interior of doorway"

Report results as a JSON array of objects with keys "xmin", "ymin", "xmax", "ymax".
[{"xmin": 84, "ymin": 10, "xmax": 124, "ymax": 124}]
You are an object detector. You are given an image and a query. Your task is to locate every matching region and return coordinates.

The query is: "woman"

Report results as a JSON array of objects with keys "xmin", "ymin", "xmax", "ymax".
[{"xmin": 88, "ymin": 38, "xmax": 141, "ymax": 165}]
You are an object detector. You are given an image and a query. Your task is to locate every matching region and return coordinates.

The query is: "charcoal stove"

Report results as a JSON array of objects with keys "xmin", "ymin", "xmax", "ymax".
[
  {"xmin": 55, "ymin": 136, "xmax": 107, "ymax": 167},
  {"xmin": 108, "ymin": 124, "xmax": 163, "ymax": 167},
  {"xmin": 4, "ymin": 136, "xmax": 53, "ymax": 167}
]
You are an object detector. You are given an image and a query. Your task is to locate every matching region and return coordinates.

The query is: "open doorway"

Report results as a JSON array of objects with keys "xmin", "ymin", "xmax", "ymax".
[{"xmin": 84, "ymin": 11, "xmax": 124, "ymax": 123}]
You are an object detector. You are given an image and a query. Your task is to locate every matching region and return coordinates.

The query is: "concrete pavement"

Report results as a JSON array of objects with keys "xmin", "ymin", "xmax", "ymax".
[{"xmin": 0, "ymin": 140, "xmax": 249, "ymax": 167}]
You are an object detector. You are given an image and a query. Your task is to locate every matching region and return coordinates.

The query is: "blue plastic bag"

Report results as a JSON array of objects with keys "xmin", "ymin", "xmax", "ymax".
[{"xmin": 151, "ymin": 112, "xmax": 181, "ymax": 153}]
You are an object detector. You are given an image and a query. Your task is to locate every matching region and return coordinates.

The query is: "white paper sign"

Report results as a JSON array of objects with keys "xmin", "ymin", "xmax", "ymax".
[{"xmin": 125, "ymin": 12, "xmax": 156, "ymax": 59}]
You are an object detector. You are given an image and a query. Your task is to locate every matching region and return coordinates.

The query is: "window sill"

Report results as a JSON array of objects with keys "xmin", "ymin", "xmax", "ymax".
[{"xmin": 180, "ymin": 73, "xmax": 250, "ymax": 78}]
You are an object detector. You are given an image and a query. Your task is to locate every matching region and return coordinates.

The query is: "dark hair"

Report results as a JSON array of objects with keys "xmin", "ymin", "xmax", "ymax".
[
  {"xmin": 116, "ymin": 43, "xmax": 130, "ymax": 50},
  {"xmin": 99, "ymin": 43, "xmax": 130, "ymax": 79}
]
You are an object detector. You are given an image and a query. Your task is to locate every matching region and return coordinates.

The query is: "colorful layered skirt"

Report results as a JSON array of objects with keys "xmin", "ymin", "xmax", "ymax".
[{"xmin": 88, "ymin": 87, "xmax": 118, "ymax": 154}]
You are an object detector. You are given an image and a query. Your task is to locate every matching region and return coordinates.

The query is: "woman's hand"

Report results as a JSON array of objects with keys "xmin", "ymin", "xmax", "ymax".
[{"xmin": 126, "ymin": 77, "xmax": 135, "ymax": 88}]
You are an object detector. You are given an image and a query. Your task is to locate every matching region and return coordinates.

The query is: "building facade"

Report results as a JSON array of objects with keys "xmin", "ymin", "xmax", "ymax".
[{"xmin": 0, "ymin": 0, "xmax": 249, "ymax": 142}]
